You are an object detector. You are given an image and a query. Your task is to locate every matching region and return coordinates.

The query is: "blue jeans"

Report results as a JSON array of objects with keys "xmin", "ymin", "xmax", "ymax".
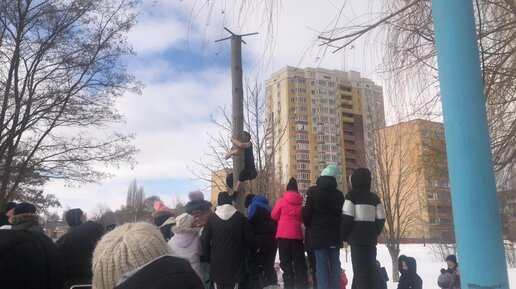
[{"xmin": 314, "ymin": 247, "xmax": 341, "ymax": 289}]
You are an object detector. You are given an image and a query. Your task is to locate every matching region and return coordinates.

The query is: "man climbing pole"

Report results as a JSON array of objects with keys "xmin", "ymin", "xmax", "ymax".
[{"xmin": 225, "ymin": 131, "xmax": 257, "ymax": 192}]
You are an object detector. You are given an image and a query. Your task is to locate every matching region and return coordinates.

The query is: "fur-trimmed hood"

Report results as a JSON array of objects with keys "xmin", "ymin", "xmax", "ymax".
[{"xmin": 9, "ymin": 213, "xmax": 40, "ymax": 226}]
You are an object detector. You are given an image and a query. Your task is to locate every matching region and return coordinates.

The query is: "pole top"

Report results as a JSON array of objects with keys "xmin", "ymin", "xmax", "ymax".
[{"xmin": 214, "ymin": 27, "xmax": 258, "ymax": 44}]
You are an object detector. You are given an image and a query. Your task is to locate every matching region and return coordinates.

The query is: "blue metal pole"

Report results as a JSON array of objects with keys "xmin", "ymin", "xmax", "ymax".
[{"xmin": 431, "ymin": 0, "xmax": 509, "ymax": 288}]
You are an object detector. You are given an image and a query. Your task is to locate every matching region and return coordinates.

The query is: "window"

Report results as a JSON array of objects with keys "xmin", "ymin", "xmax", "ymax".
[{"xmin": 296, "ymin": 143, "xmax": 309, "ymax": 150}]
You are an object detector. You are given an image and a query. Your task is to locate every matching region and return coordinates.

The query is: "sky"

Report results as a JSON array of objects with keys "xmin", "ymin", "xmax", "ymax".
[{"xmin": 45, "ymin": 0, "xmax": 387, "ymax": 216}]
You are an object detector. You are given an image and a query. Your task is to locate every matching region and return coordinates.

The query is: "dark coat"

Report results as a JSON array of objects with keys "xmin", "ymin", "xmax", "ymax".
[
  {"xmin": 302, "ymin": 176, "xmax": 345, "ymax": 249},
  {"xmin": 200, "ymin": 204, "xmax": 257, "ymax": 284},
  {"xmin": 55, "ymin": 221, "xmax": 105, "ymax": 288},
  {"xmin": 114, "ymin": 255, "xmax": 205, "ymax": 289},
  {"xmin": 341, "ymin": 169, "xmax": 385, "ymax": 246},
  {"xmin": 397, "ymin": 255, "xmax": 423, "ymax": 289},
  {"xmin": 0, "ymin": 222, "xmax": 64, "ymax": 289},
  {"xmin": 153, "ymin": 210, "xmax": 175, "ymax": 241},
  {"xmin": 185, "ymin": 200, "xmax": 213, "ymax": 228}
]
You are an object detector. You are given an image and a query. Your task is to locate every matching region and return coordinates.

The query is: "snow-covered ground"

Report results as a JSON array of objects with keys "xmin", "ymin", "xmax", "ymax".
[{"xmin": 338, "ymin": 244, "xmax": 516, "ymax": 289}]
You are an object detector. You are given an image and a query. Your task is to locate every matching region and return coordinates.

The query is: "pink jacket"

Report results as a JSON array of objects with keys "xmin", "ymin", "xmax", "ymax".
[{"xmin": 271, "ymin": 191, "xmax": 304, "ymax": 240}]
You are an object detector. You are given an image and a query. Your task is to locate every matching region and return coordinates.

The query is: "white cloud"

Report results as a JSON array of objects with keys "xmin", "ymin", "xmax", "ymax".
[{"xmin": 45, "ymin": 1, "xmax": 386, "ymax": 217}]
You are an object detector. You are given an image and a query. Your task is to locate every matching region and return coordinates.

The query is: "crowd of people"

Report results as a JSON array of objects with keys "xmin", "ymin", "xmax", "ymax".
[{"xmin": 0, "ymin": 165, "xmax": 461, "ymax": 289}]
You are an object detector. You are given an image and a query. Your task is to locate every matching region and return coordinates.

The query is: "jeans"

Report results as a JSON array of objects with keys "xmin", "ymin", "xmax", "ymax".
[{"xmin": 314, "ymin": 247, "xmax": 341, "ymax": 289}]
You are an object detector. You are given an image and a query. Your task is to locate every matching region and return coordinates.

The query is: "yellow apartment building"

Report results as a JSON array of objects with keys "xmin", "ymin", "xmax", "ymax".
[
  {"xmin": 376, "ymin": 119, "xmax": 454, "ymax": 242},
  {"xmin": 264, "ymin": 66, "xmax": 385, "ymax": 197}
]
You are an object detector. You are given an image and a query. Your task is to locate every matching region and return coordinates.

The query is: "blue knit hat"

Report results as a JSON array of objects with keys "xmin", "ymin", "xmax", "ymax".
[{"xmin": 321, "ymin": 165, "xmax": 340, "ymax": 179}]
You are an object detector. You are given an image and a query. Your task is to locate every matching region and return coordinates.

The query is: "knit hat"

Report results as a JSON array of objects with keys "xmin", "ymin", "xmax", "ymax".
[
  {"xmin": 175, "ymin": 213, "xmax": 194, "ymax": 230},
  {"xmin": 4, "ymin": 202, "xmax": 17, "ymax": 212},
  {"xmin": 13, "ymin": 202, "xmax": 36, "ymax": 215},
  {"xmin": 65, "ymin": 208, "xmax": 84, "ymax": 227},
  {"xmin": 286, "ymin": 177, "xmax": 298, "ymax": 192},
  {"xmin": 445, "ymin": 254, "xmax": 457, "ymax": 266},
  {"xmin": 188, "ymin": 191, "xmax": 204, "ymax": 201},
  {"xmin": 245, "ymin": 194, "xmax": 255, "ymax": 208},
  {"xmin": 321, "ymin": 165, "xmax": 340, "ymax": 179},
  {"xmin": 217, "ymin": 192, "xmax": 233, "ymax": 206},
  {"xmin": 153, "ymin": 200, "xmax": 171, "ymax": 212},
  {"xmin": 92, "ymin": 222, "xmax": 172, "ymax": 289}
]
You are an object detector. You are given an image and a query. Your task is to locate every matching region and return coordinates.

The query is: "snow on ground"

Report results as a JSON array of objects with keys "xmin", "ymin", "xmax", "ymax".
[{"xmin": 338, "ymin": 243, "xmax": 516, "ymax": 289}]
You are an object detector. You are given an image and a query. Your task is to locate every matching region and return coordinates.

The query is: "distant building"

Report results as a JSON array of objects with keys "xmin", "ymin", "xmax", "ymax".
[
  {"xmin": 376, "ymin": 119, "xmax": 454, "ymax": 242},
  {"xmin": 211, "ymin": 168, "xmax": 231, "ymax": 207},
  {"xmin": 264, "ymin": 66, "xmax": 385, "ymax": 196}
]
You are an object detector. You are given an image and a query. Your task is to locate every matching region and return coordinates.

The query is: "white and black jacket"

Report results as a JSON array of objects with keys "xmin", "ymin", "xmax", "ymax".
[{"xmin": 341, "ymin": 168, "xmax": 385, "ymax": 246}]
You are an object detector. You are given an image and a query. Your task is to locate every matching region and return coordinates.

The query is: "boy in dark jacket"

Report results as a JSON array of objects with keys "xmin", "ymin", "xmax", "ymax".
[
  {"xmin": 201, "ymin": 192, "xmax": 258, "ymax": 289},
  {"xmin": 55, "ymin": 208, "xmax": 105, "ymax": 289},
  {"xmin": 245, "ymin": 193, "xmax": 278, "ymax": 287},
  {"xmin": 303, "ymin": 165, "xmax": 345, "ymax": 289},
  {"xmin": 397, "ymin": 255, "xmax": 423, "ymax": 289},
  {"xmin": 341, "ymin": 168, "xmax": 385, "ymax": 289},
  {"xmin": 225, "ymin": 131, "xmax": 257, "ymax": 191}
]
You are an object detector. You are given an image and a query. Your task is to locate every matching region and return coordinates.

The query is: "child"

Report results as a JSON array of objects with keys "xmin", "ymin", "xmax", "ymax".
[
  {"xmin": 397, "ymin": 255, "xmax": 422, "ymax": 289},
  {"xmin": 225, "ymin": 131, "xmax": 257, "ymax": 191},
  {"xmin": 271, "ymin": 177, "xmax": 307, "ymax": 289},
  {"xmin": 168, "ymin": 213, "xmax": 203, "ymax": 279}
]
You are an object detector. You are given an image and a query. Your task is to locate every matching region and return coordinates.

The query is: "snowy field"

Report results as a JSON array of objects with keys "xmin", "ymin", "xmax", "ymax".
[{"xmin": 337, "ymin": 244, "xmax": 516, "ymax": 289}]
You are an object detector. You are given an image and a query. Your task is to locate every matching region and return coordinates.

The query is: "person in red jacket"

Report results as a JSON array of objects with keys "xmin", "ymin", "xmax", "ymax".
[{"xmin": 271, "ymin": 177, "xmax": 308, "ymax": 289}]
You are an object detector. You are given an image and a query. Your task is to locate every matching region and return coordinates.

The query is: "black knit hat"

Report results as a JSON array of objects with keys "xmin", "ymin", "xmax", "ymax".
[
  {"xmin": 13, "ymin": 202, "xmax": 37, "ymax": 215},
  {"xmin": 218, "ymin": 192, "xmax": 233, "ymax": 206},
  {"xmin": 286, "ymin": 177, "xmax": 298, "ymax": 192},
  {"xmin": 245, "ymin": 194, "xmax": 255, "ymax": 208},
  {"xmin": 350, "ymin": 168, "xmax": 372, "ymax": 190},
  {"xmin": 66, "ymin": 208, "xmax": 84, "ymax": 227},
  {"xmin": 445, "ymin": 255, "xmax": 457, "ymax": 266},
  {"xmin": 4, "ymin": 202, "xmax": 17, "ymax": 212}
]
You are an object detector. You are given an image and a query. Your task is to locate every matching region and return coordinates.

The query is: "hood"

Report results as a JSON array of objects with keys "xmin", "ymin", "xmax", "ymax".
[
  {"xmin": 9, "ymin": 213, "xmax": 39, "ymax": 226},
  {"xmin": 185, "ymin": 199, "xmax": 212, "ymax": 215},
  {"xmin": 399, "ymin": 255, "xmax": 418, "ymax": 275},
  {"xmin": 252, "ymin": 195, "xmax": 272, "ymax": 211},
  {"xmin": 283, "ymin": 191, "xmax": 303, "ymax": 206},
  {"xmin": 169, "ymin": 229, "xmax": 197, "ymax": 248},
  {"xmin": 215, "ymin": 204, "xmax": 237, "ymax": 220},
  {"xmin": 350, "ymin": 168, "xmax": 372, "ymax": 190},
  {"xmin": 316, "ymin": 175, "xmax": 338, "ymax": 191}
]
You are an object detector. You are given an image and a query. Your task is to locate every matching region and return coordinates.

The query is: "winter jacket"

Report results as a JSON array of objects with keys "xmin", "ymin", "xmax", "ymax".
[
  {"xmin": 341, "ymin": 169, "xmax": 385, "ymax": 246},
  {"xmin": 168, "ymin": 226, "xmax": 203, "ymax": 279},
  {"xmin": 200, "ymin": 204, "xmax": 257, "ymax": 284},
  {"xmin": 271, "ymin": 191, "xmax": 304, "ymax": 240},
  {"xmin": 115, "ymin": 255, "xmax": 204, "ymax": 289},
  {"xmin": 185, "ymin": 200, "xmax": 213, "ymax": 228},
  {"xmin": 10, "ymin": 213, "xmax": 45, "ymax": 234},
  {"xmin": 448, "ymin": 266, "xmax": 461, "ymax": 289},
  {"xmin": 0, "ymin": 220, "xmax": 65, "ymax": 289},
  {"xmin": 247, "ymin": 195, "xmax": 277, "ymax": 236},
  {"xmin": 302, "ymin": 176, "xmax": 344, "ymax": 249},
  {"xmin": 397, "ymin": 255, "xmax": 423, "ymax": 289},
  {"xmin": 55, "ymin": 221, "xmax": 105, "ymax": 289}
]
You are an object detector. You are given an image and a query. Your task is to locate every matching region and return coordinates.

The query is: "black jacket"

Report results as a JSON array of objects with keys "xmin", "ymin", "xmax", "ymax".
[
  {"xmin": 0, "ymin": 222, "xmax": 64, "ymax": 289},
  {"xmin": 55, "ymin": 221, "xmax": 105, "ymax": 289},
  {"xmin": 115, "ymin": 255, "xmax": 204, "ymax": 289},
  {"xmin": 341, "ymin": 169, "xmax": 385, "ymax": 246},
  {"xmin": 201, "ymin": 204, "xmax": 257, "ymax": 284},
  {"xmin": 302, "ymin": 176, "xmax": 344, "ymax": 249},
  {"xmin": 247, "ymin": 195, "xmax": 277, "ymax": 236},
  {"xmin": 397, "ymin": 255, "xmax": 423, "ymax": 289}
]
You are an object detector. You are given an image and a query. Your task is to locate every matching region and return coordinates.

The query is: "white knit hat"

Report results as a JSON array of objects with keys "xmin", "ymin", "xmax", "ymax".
[
  {"xmin": 92, "ymin": 222, "xmax": 172, "ymax": 289},
  {"xmin": 175, "ymin": 213, "xmax": 194, "ymax": 230}
]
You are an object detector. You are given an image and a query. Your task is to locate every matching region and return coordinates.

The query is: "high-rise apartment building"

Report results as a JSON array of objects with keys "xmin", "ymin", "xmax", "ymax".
[
  {"xmin": 376, "ymin": 119, "xmax": 454, "ymax": 242},
  {"xmin": 264, "ymin": 66, "xmax": 385, "ymax": 196}
]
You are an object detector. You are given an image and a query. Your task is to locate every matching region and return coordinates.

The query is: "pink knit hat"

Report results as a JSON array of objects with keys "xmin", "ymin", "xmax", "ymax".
[{"xmin": 153, "ymin": 200, "xmax": 171, "ymax": 212}]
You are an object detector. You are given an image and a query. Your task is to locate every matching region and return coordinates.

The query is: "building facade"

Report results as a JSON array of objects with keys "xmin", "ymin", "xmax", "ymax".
[
  {"xmin": 264, "ymin": 66, "xmax": 385, "ymax": 196},
  {"xmin": 376, "ymin": 119, "xmax": 454, "ymax": 242}
]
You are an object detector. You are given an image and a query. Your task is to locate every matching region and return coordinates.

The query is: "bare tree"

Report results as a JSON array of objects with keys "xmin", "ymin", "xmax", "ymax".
[
  {"xmin": 189, "ymin": 78, "xmax": 286, "ymax": 205},
  {"xmin": 125, "ymin": 179, "xmax": 145, "ymax": 222},
  {"xmin": 372, "ymin": 121, "xmax": 426, "ymax": 281},
  {"xmin": 0, "ymin": 0, "xmax": 141, "ymax": 210}
]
